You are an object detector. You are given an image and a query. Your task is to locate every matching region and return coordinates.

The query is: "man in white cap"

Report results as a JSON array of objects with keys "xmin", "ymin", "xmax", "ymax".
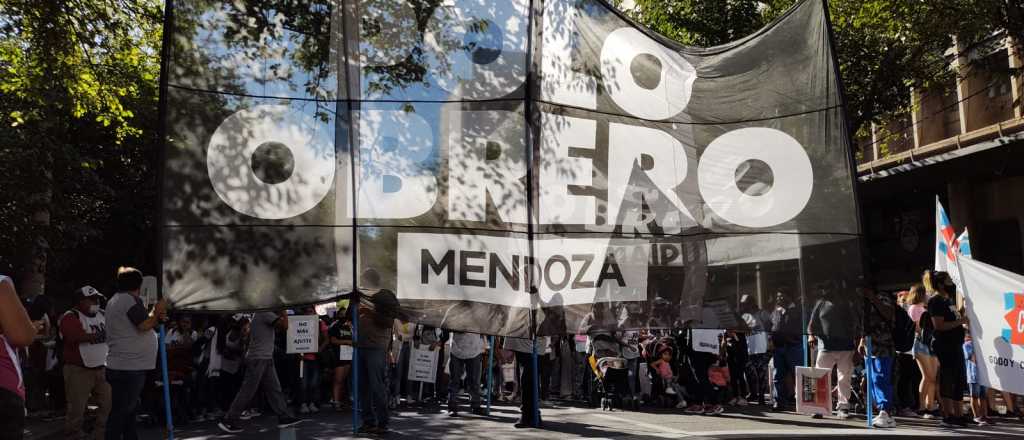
[{"xmin": 59, "ymin": 286, "xmax": 111, "ymax": 440}]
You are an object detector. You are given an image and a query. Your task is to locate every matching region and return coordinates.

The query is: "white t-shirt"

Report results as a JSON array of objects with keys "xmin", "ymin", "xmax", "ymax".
[
  {"xmin": 61, "ymin": 310, "xmax": 109, "ymax": 368},
  {"xmin": 449, "ymin": 332, "xmax": 486, "ymax": 360}
]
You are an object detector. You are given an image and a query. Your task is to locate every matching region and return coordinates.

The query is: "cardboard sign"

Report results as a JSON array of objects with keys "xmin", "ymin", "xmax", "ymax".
[
  {"xmin": 408, "ymin": 346, "xmax": 439, "ymax": 383},
  {"xmin": 691, "ymin": 329, "xmax": 724, "ymax": 354},
  {"xmin": 338, "ymin": 345, "xmax": 353, "ymax": 361},
  {"xmin": 286, "ymin": 315, "xmax": 319, "ymax": 354},
  {"xmin": 795, "ymin": 367, "xmax": 832, "ymax": 417}
]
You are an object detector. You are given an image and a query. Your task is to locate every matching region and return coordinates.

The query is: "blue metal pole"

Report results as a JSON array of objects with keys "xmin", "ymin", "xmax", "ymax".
[
  {"xmin": 865, "ymin": 337, "xmax": 874, "ymax": 429},
  {"xmin": 158, "ymin": 324, "xmax": 175, "ymax": 440},
  {"xmin": 531, "ymin": 338, "xmax": 540, "ymax": 427},
  {"xmin": 486, "ymin": 336, "xmax": 495, "ymax": 414}
]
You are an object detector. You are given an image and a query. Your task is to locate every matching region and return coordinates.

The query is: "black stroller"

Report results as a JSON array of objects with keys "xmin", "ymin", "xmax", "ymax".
[{"xmin": 588, "ymin": 334, "xmax": 630, "ymax": 411}]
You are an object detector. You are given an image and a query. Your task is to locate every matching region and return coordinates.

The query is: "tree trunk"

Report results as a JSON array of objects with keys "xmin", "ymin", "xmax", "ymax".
[{"xmin": 17, "ymin": 150, "xmax": 52, "ymax": 300}]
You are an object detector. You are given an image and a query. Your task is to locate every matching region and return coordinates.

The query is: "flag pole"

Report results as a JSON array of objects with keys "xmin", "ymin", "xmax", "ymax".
[
  {"xmin": 158, "ymin": 325, "xmax": 175, "ymax": 439},
  {"xmin": 865, "ymin": 336, "xmax": 873, "ymax": 429},
  {"xmin": 486, "ymin": 336, "xmax": 495, "ymax": 415}
]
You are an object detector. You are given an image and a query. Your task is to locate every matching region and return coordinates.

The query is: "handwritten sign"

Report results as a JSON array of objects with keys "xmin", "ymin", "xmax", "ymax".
[
  {"xmin": 338, "ymin": 345, "xmax": 353, "ymax": 361},
  {"xmin": 408, "ymin": 347, "xmax": 439, "ymax": 383},
  {"xmin": 286, "ymin": 315, "xmax": 319, "ymax": 354}
]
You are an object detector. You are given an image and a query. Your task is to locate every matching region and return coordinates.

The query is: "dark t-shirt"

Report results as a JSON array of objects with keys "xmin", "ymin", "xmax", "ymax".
[
  {"xmin": 926, "ymin": 295, "xmax": 964, "ymax": 353},
  {"xmin": 809, "ymin": 298, "xmax": 857, "ymax": 351},
  {"xmin": 771, "ymin": 304, "xmax": 802, "ymax": 347}
]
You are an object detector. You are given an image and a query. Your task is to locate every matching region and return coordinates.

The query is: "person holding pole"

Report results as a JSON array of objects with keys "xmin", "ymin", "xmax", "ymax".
[
  {"xmin": 104, "ymin": 267, "xmax": 167, "ymax": 440},
  {"xmin": 447, "ymin": 332, "xmax": 486, "ymax": 417},
  {"xmin": 926, "ymin": 271, "xmax": 969, "ymax": 428},
  {"xmin": 355, "ymin": 268, "xmax": 398, "ymax": 436},
  {"xmin": 503, "ymin": 336, "xmax": 547, "ymax": 428},
  {"xmin": 217, "ymin": 310, "xmax": 302, "ymax": 434},
  {"xmin": 861, "ymin": 286, "xmax": 897, "ymax": 428}
]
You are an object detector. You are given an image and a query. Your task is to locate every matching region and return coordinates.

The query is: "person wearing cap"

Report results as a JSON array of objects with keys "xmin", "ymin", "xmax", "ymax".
[{"xmin": 60, "ymin": 286, "xmax": 111, "ymax": 440}]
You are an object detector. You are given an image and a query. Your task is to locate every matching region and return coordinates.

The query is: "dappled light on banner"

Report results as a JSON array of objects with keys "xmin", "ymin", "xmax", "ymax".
[{"xmin": 161, "ymin": 0, "xmax": 863, "ymax": 339}]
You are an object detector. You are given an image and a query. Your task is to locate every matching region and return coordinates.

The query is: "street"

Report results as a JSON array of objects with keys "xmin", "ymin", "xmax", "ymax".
[{"xmin": 107, "ymin": 402, "xmax": 1024, "ymax": 439}]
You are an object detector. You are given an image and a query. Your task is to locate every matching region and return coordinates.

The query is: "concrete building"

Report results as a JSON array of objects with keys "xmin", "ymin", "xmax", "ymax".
[{"xmin": 858, "ymin": 34, "xmax": 1024, "ymax": 289}]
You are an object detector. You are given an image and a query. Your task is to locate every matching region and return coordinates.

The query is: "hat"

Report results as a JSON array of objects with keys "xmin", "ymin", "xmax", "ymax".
[{"xmin": 75, "ymin": 285, "xmax": 104, "ymax": 300}]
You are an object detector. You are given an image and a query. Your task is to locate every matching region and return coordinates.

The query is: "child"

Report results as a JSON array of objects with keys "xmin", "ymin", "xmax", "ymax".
[
  {"xmin": 650, "ymin": 348, "xmax": 688, "ymax": 409},
  {"xmin": 706, "ymin": 358, "xmax": 729, "ymax": 415},
  {"xmin": 964, "ymin": 334, "xmax": 994, "ymax": 426}
]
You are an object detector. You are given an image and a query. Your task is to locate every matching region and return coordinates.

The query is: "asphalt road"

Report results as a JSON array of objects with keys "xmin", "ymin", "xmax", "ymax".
[{"xmin": 117, "ymin": 401, "xmax": 1024, "ymax": 440}]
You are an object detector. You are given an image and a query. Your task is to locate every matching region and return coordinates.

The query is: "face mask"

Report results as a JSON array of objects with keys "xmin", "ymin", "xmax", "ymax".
[{"xmin": 88, "ymin": 304, "xmax": 100, "ymax": 315}]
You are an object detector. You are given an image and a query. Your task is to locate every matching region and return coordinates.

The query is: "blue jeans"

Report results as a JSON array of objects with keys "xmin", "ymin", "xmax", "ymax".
[
  {"xmin": 358, "ymin": 348, "xmax": 389, "ymax": 428},
  {"xmin": 299, "ymin": 360, "xmax": 321, "ymax": 405},
  {"xmin": 867, "ymin": 356, "xmax": 894, "ymax": 412},
  {"xmin": 105, "ymin": 369, "xmax": 147, "ymax": 440},
  {"xmin": 772, "ymin": 344, "xmax": 803, "ymax": 405}
]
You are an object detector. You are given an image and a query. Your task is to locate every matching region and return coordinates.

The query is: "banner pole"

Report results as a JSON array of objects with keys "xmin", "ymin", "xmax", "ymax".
[
  {"xmin": 531, "ymin": 339, "xmax": 540, "ymax": 427},
  {"xmin": 351, "ymin": 298, "xmax": 360, "ymax": 434},
  {"xmin": 158, "ymin": 325, "xmax": 175, "ymax": 439},
  {"xmin": 486, "ymin": 336, "xmax": 495, "ymax": 414},
  {"xmin": 865, "ymin": 336, "xmax": 874, "ymax": 428}
]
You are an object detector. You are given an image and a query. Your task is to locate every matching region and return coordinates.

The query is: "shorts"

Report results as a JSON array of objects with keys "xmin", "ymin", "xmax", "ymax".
[
  {"xmin": 913, "ymin": 339, "xmax": 932, "ymax": 357},
  {"xmin": 969, "ymin": 383, "xmax": 986, "ymax": 398}
]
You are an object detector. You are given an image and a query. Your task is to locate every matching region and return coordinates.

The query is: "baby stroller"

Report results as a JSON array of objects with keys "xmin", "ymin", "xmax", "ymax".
[
  {"xmin": 642, "ymin": 335, "xmax": 683, "ymax": 408},
  {"xmin": 588, "ymin": 334, "xmax": 630, "ymax": 411}
]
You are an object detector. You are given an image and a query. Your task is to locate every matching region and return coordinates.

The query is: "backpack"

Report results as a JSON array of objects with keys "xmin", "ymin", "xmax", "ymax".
[{"xmin": 870, "ymin": 299, "xmax": 915, "ymax": 353}]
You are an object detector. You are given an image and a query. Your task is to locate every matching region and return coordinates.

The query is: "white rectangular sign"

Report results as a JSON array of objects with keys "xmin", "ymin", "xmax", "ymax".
[
  {"xmin": 795, "ymin": 367, "xmax": 833, "ymax": 417},
  {"xmin": 691, "ymin": 329, "xmax": 724, "ymax": 354},
  {"xmin": 396, "ymin": 233, "xmax": 649, "ymax": 307},
  {"xmin": 286, "ymin": 315, "xmax": 319, "ymax": 354},
  {"xmin": 338, "ymin": 345, "xmax": 353, "ymax": 361},
  {"xmin": 408, "ymin": 347, "xmax": 439, "ymax": 383}
]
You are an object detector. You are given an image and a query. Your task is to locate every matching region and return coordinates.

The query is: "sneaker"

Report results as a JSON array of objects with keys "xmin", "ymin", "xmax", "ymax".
[
  {"xmin": 665, "ymin": 387, "xmax": 676, "ymax": 395},
  {"xmin": 728, "ymin": 397, "xmax": 739, "ymax": 406},
  {"xmin": 898, "ymin": 408, "xmax": 917, "ymax": 418},
  {"xmin": 736, "ymin": 397, "xmax": 749, "ymax": 406},
  {"xmin": 277, "ymin": 416, "xmax": 305, "ymax": 428},
  {"xmin": 707, "ymin": 405, "xmax": 725, "ymax": 416},
  {"xmin": 299, "ymin": 404, "xmax": 310, "ymax": 415},
  {"xmin": 836, "ymin": 409, "xmax": 850, "ymax": 420},
  {"xmin": 238, "ymin": 410, "xmax": 256, "ymax": 420},
  {"xmin": 218, "ymin": 420, "xmax": 244, "ymax": 434},
  {"xmin": 811, "ymin": 413, "xmax": 823, "ymax": 419},
  {"xmin": 448, "ymin": 409, "xmax": 460, "ymax": 417},
  {"xmin": 974, "ymin": 417, "xmax": 989, "ymax": 426},
  {"xmin": 308, "ymin": 403, "xmax": 319, "ymax": 413},
  {"xmin": 685, "ymin": 405, "xmax": 705, "ymax": 414},
  {"xmin": 675, "ymin": 400, "xmax": 688, "ymax": 409},
  {"xmin": 919, "ymin": 411, "xmax": 936, "ymax": 420},
  {"xmin": 874, "ymin": 411, "xmax": 896, "ymax": 428}
]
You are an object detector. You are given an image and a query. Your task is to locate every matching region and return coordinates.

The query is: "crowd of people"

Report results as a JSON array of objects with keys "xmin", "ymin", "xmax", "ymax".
[{"xmin": 0, "ymin": 267, "xmax": 1017, "ymax": 439}]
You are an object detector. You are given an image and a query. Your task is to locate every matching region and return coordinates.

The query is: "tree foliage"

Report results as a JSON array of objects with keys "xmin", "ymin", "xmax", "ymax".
[
  {"xmin": 0, "ymin": 0, "xmax": 163, "ymax": 298},
  {"xmin": 621, "ymin": 0, "xmax": 1016, "ymax": 137}
]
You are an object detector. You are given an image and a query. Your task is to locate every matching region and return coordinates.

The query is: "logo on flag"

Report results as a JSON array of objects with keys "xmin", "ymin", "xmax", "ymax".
[{"xmin": 1003, "ymin": 292, "xmax": 1024, "ymax": 346}]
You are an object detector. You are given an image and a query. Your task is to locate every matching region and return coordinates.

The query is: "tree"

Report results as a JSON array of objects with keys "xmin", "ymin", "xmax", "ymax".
[
  {"xmin": 619, "ymin": 0, "xmax": 1012, "ymax": 139},
  {"xmin": 0, "ymin": 0, "xmax": 163, "ymax": 298}
]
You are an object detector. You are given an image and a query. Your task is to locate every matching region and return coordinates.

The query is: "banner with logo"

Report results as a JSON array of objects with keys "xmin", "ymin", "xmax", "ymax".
[
  {"xmin": 161, "ymin": 0, "xmax": 863, "ymax": 337},
  {"xmin": 961, "ymin": 258, "xmax": 1024, "ymax": 395}
]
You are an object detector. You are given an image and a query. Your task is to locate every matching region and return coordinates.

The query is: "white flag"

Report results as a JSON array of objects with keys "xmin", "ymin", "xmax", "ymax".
[{"xmin": 960, "ymin": 258, "xmax": 1024, "ymax": 394}]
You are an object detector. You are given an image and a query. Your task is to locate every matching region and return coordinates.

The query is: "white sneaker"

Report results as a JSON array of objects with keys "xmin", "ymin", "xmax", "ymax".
[
  {"xmin": 836, "ymin": 409, "xmax": 850, "ymax": 420},
  {"xmin": 872, "ymin": 411, "xmax": 895, "ymax": 428},
  {"xmin": 728, "ymin": 397, "xmax": 739, "ymax": 406},
  {"xmin": 299, "ymin": 404, "xmax": 310, "ymax": 415},
  {"xmin": 675, "ymin": 399, "xmax": 688, "ymax": 409},
  {"xmin": 665, "ymin": 387, "xmax": 676, "ymax": 395},
  {"xmin": 308, "ymin": 403, "xmax": 319, "ymax": 413},
  {"xmin": 736, "ymin": 398, "xmax": 749, "ymax": 406}
]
